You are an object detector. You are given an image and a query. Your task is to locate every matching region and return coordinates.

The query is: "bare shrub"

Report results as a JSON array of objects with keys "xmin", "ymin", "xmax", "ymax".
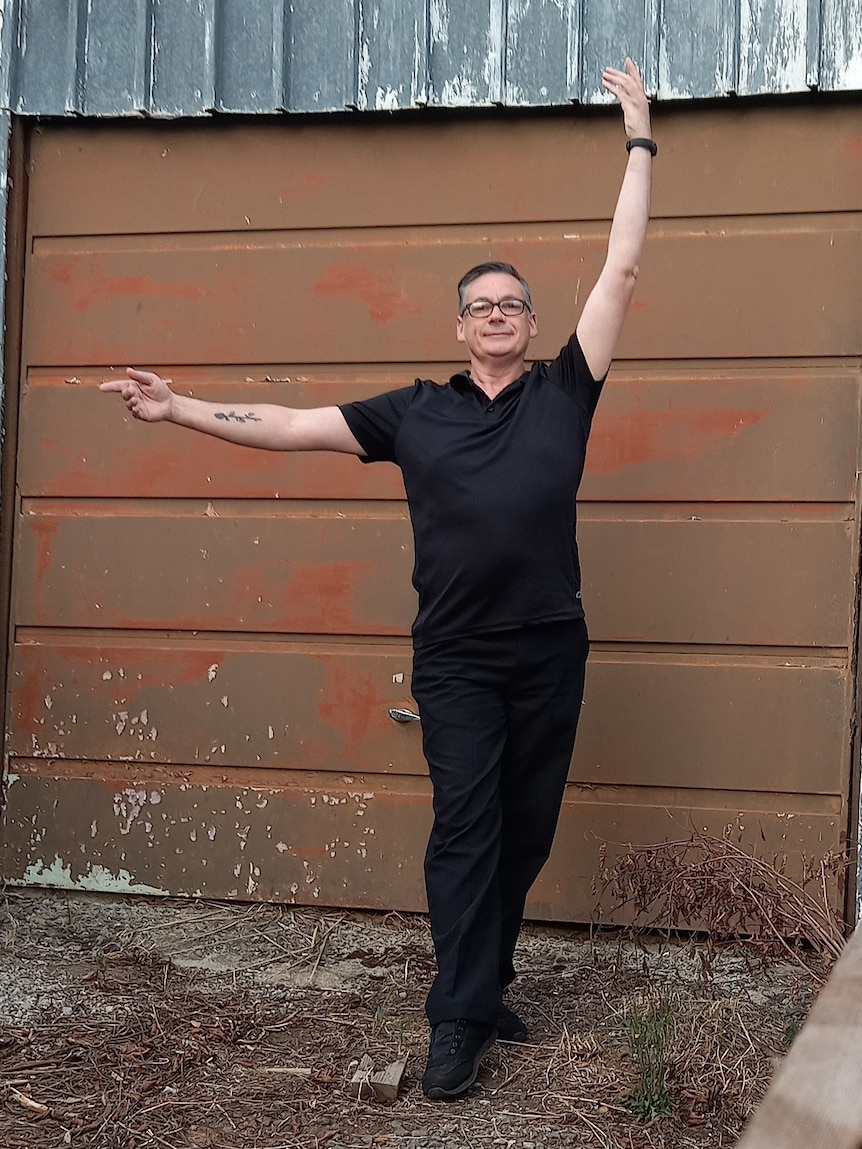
[{"xmin": 593, "ymin": 827, "xmax": 849, "ymax": 980}]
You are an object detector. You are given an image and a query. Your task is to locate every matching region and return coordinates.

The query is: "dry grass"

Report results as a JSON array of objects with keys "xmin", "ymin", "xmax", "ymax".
[{"xmin": 0, "ymin": 841, "xmax": 843, "ymax": 1149}]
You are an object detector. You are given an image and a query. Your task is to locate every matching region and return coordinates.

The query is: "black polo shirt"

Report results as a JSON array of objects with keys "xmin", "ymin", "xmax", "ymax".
[{"xmin": 339, "ymin": 332, "xmax": 603, "ymax": 649}]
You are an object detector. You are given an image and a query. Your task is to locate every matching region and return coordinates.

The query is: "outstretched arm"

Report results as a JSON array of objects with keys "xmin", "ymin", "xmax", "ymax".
[
  {"xmin": 577, "ymin": 57, "xmax": 653, "ymax": 382},
  {"xmin": 100, "ymin": 369, "xmax": 365, "ymax": 455}
]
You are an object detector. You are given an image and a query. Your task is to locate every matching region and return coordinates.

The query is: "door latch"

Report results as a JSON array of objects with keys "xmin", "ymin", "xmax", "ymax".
[{"xmin": 388, "ymin": 707, "xmax": 420, "ymax": 723}]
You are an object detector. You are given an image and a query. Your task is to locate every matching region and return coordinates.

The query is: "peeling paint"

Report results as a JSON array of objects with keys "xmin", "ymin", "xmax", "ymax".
[{"xmin": 17, "ymin": 855, "xmax": 166, "ymax": 895}]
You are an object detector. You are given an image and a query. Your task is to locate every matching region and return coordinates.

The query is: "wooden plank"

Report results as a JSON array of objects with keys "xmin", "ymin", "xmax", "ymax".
[
  {"xmin": 736, "ymin": 923, "xmax": 862, "ymax": 1149},
  {"xmin": 24, "ymin": 107, "xmax": 862, "ymax": 236},
  {"xmin": 738, "ymin": 0, "xmax": 809, "ymax": 95},
  {"xmin": 149, "ymin": 0, "xmax": 216, "ymax": 117},
  {"xmin": 23, "ymin": 224, "xmax": 862, "ymax": 368},
  {"xmin": 505, "ymin": 0, "xmax": 571, "ymax": 106},
  {"xmin": 214, "ymin": 0, "xmax": 286, "ymax": 114},
  {"xmin": 13, "ymin": 508, "xmax": 854, "ymax": 645},
  {"xmin": 79, "ymin": 0, "xmax": 150, "ymax": 116},
  {"xmin": 356, "ymin": 0, "xmax": 428, "ymax": 111},
  {"xmin": 579, "ymin": 0, "xmax": 652, "ymax": 102},
  {"xmin": 428, "ymin": 0, "xmax": 503, "ymax": 107},
  {"xmin": 14, "ymin": 0, "xmax": 80, "ymax": 115},
  {"xmin": 20, "ymin": 369, "xmax": 859, "ymax": 503},
  {"xmin": 821, "ymin": 0, "xmax": 862, "ymax": 91},
  {"xmin": 0, "ymin": 767, "xmax": 843, "ymax": 919},
  {"xmin": 285, "ymin": 0, "xmax": 356, "ymax": 112},
  {"xmin": 8, "ymin": 640, "xmax": 849, "ymax": 794},
  {"xmin": 658, "ymin": 0, "xmax": 737, "ymax": 98}
]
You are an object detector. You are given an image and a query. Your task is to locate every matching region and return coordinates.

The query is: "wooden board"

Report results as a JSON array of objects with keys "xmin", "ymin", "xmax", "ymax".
[{"xmin": 736, "ymin": 924, "xmax": 862, "ymax": 1149}]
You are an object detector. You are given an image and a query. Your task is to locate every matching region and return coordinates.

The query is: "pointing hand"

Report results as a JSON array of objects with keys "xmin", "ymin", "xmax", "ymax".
[{"xmin": 99, "ymin": 368, "xmax": 174, "ymax": 422}]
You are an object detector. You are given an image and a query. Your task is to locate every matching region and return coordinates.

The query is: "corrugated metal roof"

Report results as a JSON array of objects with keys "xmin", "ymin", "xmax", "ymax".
[{"xmin": 1, "ymin": 0, "xmax": 860, "ymax": 119}]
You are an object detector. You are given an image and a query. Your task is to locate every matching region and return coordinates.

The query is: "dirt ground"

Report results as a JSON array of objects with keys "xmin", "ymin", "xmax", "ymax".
[{"xmin": 0, "ymin": 889, "xmax": 826, "ymax": 1149}]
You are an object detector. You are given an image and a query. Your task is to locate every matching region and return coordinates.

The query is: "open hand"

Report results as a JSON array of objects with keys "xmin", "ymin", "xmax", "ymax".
[
  {"xmin": 99, "ymin": 368, "xmax": 174, "ymax": 422},
  {"xmin": 602, "ymin": 57, "xmax": 651, "ymax": 141}
]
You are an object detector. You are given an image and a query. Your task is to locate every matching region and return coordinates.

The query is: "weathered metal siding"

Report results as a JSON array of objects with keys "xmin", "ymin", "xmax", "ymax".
[
  {"xmin": 2, "ymin": 106, "xmax": 859, "ymax": 917},
  {"xmin": 3, "ymin": 0, "xmax": 862, "ymax": 118},
  {"xmin": 1, "ymin": 0, "xmax": 861, "ymax": 918}
]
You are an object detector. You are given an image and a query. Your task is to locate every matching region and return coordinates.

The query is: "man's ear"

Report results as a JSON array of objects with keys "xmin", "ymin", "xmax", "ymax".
[
  {"xmin": 456, "ymin": 316, "xmax": 467, "ymax": 344},
  {"xmin": 529, "ymin": 311, "xmax": 538, "ymax": 338}
]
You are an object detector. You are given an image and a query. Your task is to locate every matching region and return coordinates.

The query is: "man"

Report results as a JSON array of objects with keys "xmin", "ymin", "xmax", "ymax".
[{"xmin": 101, "ymin": 58, "xmax": 653, "ymax": 1100}]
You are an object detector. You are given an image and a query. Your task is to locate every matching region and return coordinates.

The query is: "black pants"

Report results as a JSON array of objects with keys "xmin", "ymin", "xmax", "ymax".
[{"xmin": 411, "ymin": 618, "xmax": 589, "ymax": 1026}]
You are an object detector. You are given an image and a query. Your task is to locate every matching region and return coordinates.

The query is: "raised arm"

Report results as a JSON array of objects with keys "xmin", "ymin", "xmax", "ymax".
[
  {"xmin": 576, "ymin": 57, "xmax": 653, "ymax": 382},
  {"xmin": 100, "ymin": 368, "xmax": 365, "ymax": 455}
]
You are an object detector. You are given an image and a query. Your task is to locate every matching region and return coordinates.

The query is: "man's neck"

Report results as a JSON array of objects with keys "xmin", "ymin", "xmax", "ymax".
[{"xmin": 468, "ymin": 358, "xmax": 527, "ymax": 399}]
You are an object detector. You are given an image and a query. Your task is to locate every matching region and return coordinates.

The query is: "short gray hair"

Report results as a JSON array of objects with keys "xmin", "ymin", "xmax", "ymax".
[{"xmin": 457, "ymin": 261, "xmax": 532, "ymax": 315}]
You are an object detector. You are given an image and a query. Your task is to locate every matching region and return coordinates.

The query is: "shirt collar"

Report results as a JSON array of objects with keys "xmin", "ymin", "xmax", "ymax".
[{"xmin": 449, "ymin": 367, "xmax": 530, "ymax": 397}]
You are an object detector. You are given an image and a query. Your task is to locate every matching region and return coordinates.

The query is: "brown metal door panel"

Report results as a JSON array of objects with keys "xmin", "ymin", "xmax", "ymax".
[
  {"xmin": 15, "ymin": 508, "xmax": 852, "ymax": 645},
  {"xmin": 8, "ymin": 638, "xmax": 424, "ymax": 774},
  {"xmin": 8, "ymin": 639, "xmax": 848, "ymax": 796},
  {"xmin": 584, "ymin": 371, "xmax": 862, "ymax": 504},
  {"xmin": 532, "ymin": 794, "xmax": 845, "ymax": 923},
  {"xmin": 19, "ymin": 372, "xmax": 409, "ymax": 501},
  {"xmin": 1, "ymin": 768, "xmax": 433, "ymax": 910},
  {"xmin": 0, "ymin": 766, "xmax": 842, "ymax": 919},
  {"xmin": 581, "ymin": 517, "xmax": 854, "ymax": 647},
  {"xmin": 6, "ymin": 110, "xmax": 862, "ymax": 920},
  {"xmin": 26, "ymin": 106, "xmax": 862, "ymax": 237},
  {"xmin": 14, "ymin": 504, "xmax": 416, "ymax": 634},
  {"xmin": 20, "ymin": 369, "xmax": 861, "ymax": 504},
  {"xmin": 577, "ymin": 656, "xmax": 850, "ymax": 795},
  {"xmin": 24, "ymin": 223, "xmax": 862, "ymax": 368}
]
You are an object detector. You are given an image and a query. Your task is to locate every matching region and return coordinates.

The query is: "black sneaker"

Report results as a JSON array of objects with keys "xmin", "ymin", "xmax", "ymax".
[
  {"xmin": 496, "ymin": 1004, "xmax": 528, "ymax": 1042},
  {"xmin": 422, "ymin": 1018, "xmax": 497, "ymax": 1099}
]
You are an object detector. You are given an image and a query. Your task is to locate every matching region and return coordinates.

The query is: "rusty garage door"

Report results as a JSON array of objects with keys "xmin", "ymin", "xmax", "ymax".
[{"xmin": 2, "ymin": 105, "xmax": 861, "ymax": 920}]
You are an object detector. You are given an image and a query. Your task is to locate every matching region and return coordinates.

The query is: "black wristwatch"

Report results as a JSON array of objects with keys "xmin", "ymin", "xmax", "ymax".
[{"xmin": 626, "ymin": 137, "xmax": 657, "ymax": 156}]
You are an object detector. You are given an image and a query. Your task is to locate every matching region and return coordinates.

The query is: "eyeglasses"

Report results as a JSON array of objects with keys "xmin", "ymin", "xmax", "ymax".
[{"xmin": 461, "ymin": 298, "xmax": 531, "ymax": 319}]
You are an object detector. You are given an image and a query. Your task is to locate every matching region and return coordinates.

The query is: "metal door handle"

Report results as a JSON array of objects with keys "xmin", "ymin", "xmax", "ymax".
[{"xmin": 388, "ymin": 707, "xmax": 421, "ymax": 723}]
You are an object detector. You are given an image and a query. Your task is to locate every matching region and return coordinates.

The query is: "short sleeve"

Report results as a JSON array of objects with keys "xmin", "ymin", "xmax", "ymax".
[
  {"xmin": 546, "ymin": 332, "xmax": 607, "ymax": 418},
  {"xmin": 339, "ymin": 385, "xmax": 417, "ymax": 464}
]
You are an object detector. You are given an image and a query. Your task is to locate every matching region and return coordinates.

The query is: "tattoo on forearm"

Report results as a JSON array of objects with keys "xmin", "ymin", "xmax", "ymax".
[{"xmin": 214, "ymin": 411, "xmax": 262, "ymax": 424}]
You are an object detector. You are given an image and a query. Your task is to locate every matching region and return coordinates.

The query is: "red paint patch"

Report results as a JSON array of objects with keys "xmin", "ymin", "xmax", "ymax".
[
  {"xmin": 313, "ymin": 265, "xmax": 424, "ymax": 324},
  {"xmin": 317, "ymin": 658, "xmax": 387, "ymax": 759},
  {"xmin": 11, "ymin": 666, "xmax": 43, "ymax": 732},
  {"xmin": 48, "ymin": 262, "xmax": 73, "ymax": 285},
  {"xmin": 30, "ymin": 518, "xmax": 58, "ymax": 584},
  {"xmin": 588, "ymin": 407, "xmax": 766, "ymax": 474},
  {"xmin": 277, "ymin": 173, "xmax": 327, "ymax": 198},
  {"xmin": 281, "ymin": 562, "xmax": 368, "ymax": 633},
  {"xmin": 68, "ymin": 275, "xmax": 206, "ymax": 315}
]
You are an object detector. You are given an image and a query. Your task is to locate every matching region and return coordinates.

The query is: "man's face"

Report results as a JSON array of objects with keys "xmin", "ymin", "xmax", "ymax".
[{"xmin": 456, "ymin": 272, "xmax": 538, "ymax": 362}]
